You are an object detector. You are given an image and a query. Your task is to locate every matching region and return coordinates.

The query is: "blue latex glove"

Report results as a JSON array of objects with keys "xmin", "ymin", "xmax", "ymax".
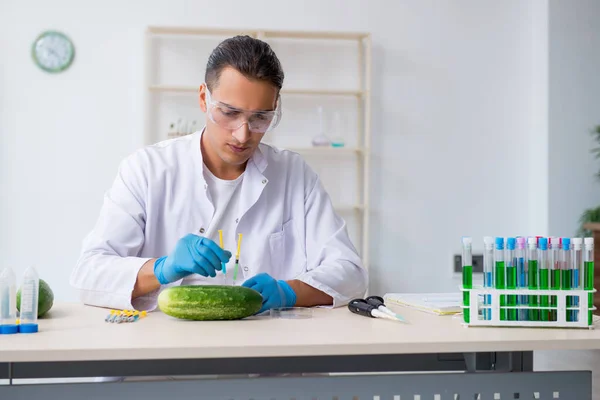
[
  {"xmin": 154, "ymin": 234, "xmax": 231, "ymax": 284},
  {"xmin": 242, "ymin": 272, "xmax": 297, "ymax": 314}
]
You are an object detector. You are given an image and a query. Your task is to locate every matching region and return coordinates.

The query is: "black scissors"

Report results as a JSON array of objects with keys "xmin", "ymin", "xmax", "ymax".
[{"xmin": 348, "ymin": 295, "xmax": 406, "ymax": 322}]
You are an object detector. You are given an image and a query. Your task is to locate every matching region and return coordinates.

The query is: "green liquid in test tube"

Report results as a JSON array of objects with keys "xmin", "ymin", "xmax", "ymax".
[
  {"xmin": 585, "ymin": 238, "xmax": 595, "ymax": 326},
  {"xmin": 561, "ymin": 238, "xmax": 572, "ymax": 322},
  {"xmin": 538, "ymin": 238, "xmax": 550, "ymax": 322},
  {"xmin": 527, "ymin": 237, "xmax": 539, "ymax": 321},
  {"xmin": 462, "ymin": 237, "xmax": 473, "ymax": 323},
  {"xmin": 549, "ymin": 237, "xmax": 561, "ymax": 322},
  {"xmin": 495, "ymin": 237, "xmax": 506, "ymax": 321},
  {"xmin": 506, "ymin": 237, "xmax": 517, "ymax": 321},
  {"xmin": 572, "ymin": 238, "xmax": 583, "ymax": 322}
]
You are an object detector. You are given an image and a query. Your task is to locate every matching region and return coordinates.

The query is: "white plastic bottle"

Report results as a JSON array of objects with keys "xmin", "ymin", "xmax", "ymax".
[
  {"xmin": 0, "ymin": 267, "xmax": 18, "ymax": 334},
  {"xmin": 19, "ymin": 266, "xmax": 39, "ymax": 333}
]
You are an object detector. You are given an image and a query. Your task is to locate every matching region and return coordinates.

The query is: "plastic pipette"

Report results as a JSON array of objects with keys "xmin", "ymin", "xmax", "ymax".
[
  {"xmin": 516, "ymin": 237, "xmax": 527, "ymax": 321},
  {"xmin": 365, "ymin": 296, "xmax": 406, "ymax": 322},
  {"xmin": 561, "ymin": 238, "xmax": 572, "ymax": 321},
  {"xmin": 538, "ymin": 238, "xmax": 549, "ymax": 321},
  {"xmin": 347, "ymin": 299, "xmax": 402, "ymax": 322},
  {"xmin": 584, "ymin": 237, "xmax": 594, "ymax": 325},
  {"xmin": 0, "ymin": 267, "xmax": 18, "ymax": 334},
  {"xmin": 483, "ymin": 236, "xmax": 494, "ymax": 321},
  {"xmin": 527, "ymin": 237, "xmax": 539, "ymax": 321},
  {"xmin": 572, "ymin": 238, "xmax": 583, "ymax": 322},
  {"xmin": 19, "ymin": 266, "xmax": 39, "ymax": 333},
  {"xmin": 495, "ymin": 237, "xmax": 506, "ymax": 321},
  {"xmin": 461, "ymin": 237, "xmax": 472, "ymax": 323},
  {"xmin": 218, "ymin": 230, "xmax": 226, "ymax": 275}
]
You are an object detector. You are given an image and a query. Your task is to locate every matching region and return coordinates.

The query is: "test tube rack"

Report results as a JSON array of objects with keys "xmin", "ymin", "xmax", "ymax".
[{"xmin": 460, "ymin": 286, "xmax": 597, "ymax": 329}]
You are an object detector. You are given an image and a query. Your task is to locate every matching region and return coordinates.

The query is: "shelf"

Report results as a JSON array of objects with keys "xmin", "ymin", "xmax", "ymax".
[
  {"xmin": 275, "ymin": 146, "xmax": 363, "ymax": 156},
  {"xmin": 146, "ymin": 26, "xmax": 369, "ymax": 41},
  {"xmin": 148, "ymin": 85, "xmax": 363, "ymax": 97}
]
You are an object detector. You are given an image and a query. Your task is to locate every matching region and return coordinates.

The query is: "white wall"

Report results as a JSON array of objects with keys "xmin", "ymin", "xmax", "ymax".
[
  {"xmin": 1, "ymin": 0, "xmax": 548, "ymax": 301},
  {"xmin": 548, "ymin": 0, "xmax": 600, "ymax": 237}
]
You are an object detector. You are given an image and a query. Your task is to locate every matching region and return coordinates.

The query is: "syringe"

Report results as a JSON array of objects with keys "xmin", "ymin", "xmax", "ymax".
[{"xmin": 0, "ymin": 267, "xmax": 18, "ymax": 334}]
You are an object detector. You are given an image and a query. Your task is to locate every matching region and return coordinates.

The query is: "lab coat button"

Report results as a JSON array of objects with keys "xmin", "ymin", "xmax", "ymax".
[
  {"xmin": 235, "ymin": 218, "xmax": 239, "ymax": 224},
  {"xmin": 199, "ymin": 227, "xmax": 205, "ymax": 234},
  {"xmin": 244, "ymin": 266, "xmax": 249, "ymax": 271},
  {"xmin": 262, "ymin": 179, "xmax": 267, "ymax": 184}
]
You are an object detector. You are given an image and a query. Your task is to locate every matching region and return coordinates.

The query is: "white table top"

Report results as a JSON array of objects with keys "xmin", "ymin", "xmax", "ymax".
[{"xmin": 2, "ymin": 302, "xmax": 600, "ymax": 363}]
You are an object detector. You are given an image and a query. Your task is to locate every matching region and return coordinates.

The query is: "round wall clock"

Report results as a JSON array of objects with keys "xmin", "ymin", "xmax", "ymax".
[{"xmin": 32, "ymin": 30, "xmax": 75, "ymax": 73}]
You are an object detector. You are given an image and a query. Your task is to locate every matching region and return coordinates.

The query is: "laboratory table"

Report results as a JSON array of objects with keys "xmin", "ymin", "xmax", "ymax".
[{"xmin": 1, "ymin": 301, "xmax": 599, "ymax": 399}]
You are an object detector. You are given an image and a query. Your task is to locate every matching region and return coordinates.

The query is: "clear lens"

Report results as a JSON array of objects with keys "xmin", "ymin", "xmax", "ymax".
[{"xmin": 205, "ymin": 87, "xmax": 281, "ymax": 133}]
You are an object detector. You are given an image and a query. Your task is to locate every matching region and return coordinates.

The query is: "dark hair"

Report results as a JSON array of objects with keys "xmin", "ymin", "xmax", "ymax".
[{"xmin": 205, "ymin": 35, "xmax": 284, "ymax": 92}]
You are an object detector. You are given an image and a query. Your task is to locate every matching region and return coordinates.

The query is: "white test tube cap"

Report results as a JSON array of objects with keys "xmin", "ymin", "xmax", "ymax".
[
  {"xmin": 585, "ymin": 237, "xmax": 594, "ymax": 246},
  {"xmin": 528, "ymin": 237, "xmax": 537, "ymax": 247},
  {"xmin": 461, "ymin": 236, "xmax": 472, "ymax": 246},
  {"xmin": 572, "ymin": 237, "xmax": 583, "ymax": 249},
  {"xmin": 484, "ymin": 236, "xmax": 494, "ymax": 245}
]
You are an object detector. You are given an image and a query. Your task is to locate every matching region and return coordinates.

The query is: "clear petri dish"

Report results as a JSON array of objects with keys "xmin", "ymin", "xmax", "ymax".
[{"xmin": 270, "ymin": 307, "xmax": 313, "ymax": 319}]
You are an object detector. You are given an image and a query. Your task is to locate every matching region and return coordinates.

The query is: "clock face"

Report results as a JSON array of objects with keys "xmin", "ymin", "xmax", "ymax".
[{"xmin": 32, "ymin": 31, "xmax": 75, "ymax": 73}]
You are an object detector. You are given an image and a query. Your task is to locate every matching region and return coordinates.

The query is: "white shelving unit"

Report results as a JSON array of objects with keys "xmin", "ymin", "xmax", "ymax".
[{"xmin": 144, "ymin": 26, "xmax": 371, "ymax": 269}]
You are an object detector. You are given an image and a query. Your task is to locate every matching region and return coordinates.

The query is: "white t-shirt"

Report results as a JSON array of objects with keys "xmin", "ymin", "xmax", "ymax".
[{"xmin": 181, "ymin": 164, "xmax": 244, "ymax": 286}]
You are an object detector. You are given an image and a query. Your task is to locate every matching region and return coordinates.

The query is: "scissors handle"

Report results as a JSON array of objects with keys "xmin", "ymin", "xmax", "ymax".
[
  {"xmin": 348, "ymin": 299, "xmax": 375, "ymax": 318},
  {"xmin": 365, "ymin": 295, "xmax": 385, "ymax": 308}
]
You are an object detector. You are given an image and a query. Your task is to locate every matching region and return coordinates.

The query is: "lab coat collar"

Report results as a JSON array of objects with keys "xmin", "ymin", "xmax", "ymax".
[{"xmin": 192, "ymin": 127, "xmax": 268, "ymax": 176}]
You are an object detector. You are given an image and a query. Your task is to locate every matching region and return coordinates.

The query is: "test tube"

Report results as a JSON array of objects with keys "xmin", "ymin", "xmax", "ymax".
[
  {"xmin": 461, "ymin": 237, "xmax": 472, "ymax": 323},
  {"xmin": 483, "ymin": 236, "xmax": 494, "ymax": 321},
  {"xmin": 549, "ymin": 237, "xmax": 561, "ymax": 321},
  {"xmin": 495, "ymin": 237, "xmax": 506, "ymax": 321},
  {"xmin": 516, "ymin": 237, "xmax": 527, "ymax": 321},
  {"xmin": 572, "ymin": 238, "xmax": 583, "ymax": 322},
  {"xmin": 0, "ymin": 267, "xmax": 18, "ymax": 334},
  {"xmin": 506, "ymin": 238, "xmax": 517, "ymax": 321},
  {"xmin": 19, "ymin": 266, "xmax": 39, "ymax": 333},
  {"xmin": 538, "ymin": 238, "xmax": 549, "ymax": 321},
  {"xmin": 561, "ymin": 238, "xmax": 572, "ymax": 322},
  {"xmin": 584, "ymin": 237, "xmax": 594, "ymax": 325},
  {"xmin": 527, "ymin": 237, "xmax": 539, "ymax": 321}
]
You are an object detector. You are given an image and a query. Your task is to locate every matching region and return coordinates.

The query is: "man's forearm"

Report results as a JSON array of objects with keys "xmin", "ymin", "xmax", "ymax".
[
  {"xmin": 132, "ymin": 258, "xmax": 161, "ymax": 299},
  {"xmin": 286, "ymin": 280, "xmax": 333, "ymax": 307}
]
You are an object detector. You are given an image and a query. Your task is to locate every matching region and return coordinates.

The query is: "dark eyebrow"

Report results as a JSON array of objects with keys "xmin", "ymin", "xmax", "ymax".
[{"xmin": 219, "ymin": 101, "xmax": 275, "ymax": 113}]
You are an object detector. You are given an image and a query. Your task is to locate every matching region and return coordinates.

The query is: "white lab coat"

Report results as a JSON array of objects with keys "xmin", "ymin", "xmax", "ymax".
[{"xmin": 70, "ymin": 130, "xmax": 367, "ymax": 311}]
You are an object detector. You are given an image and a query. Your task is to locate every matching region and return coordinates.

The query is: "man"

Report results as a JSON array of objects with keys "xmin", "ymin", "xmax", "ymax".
[{"xmin": 70, "ymin": 35, "xmax": 367, "ymax": 314}]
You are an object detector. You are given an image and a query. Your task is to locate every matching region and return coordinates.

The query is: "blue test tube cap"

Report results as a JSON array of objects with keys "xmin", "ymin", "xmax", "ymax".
[
  {"xmin": 506, "ymin": 237, "xmax": 516, "ymax": 250},
  {"xmin": 538, "ymin": 237, "xmax": 548, "ymax": 250},
  {"xmin": 495, "ymin": 237, "xmax": 504, "ymax": 250},
  {"xmin": 0, "ymin": 324, "xmax": 18, "ymax": 334},
  {"xmin": 18, "ymin": 323, "xmax": 38, "ymax": 334},
  {"xmin": 562, "ymin": 237, "xmax": 571, "ymax": 251}
]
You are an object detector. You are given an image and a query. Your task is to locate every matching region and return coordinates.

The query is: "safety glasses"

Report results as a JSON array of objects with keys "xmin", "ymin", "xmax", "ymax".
[{"xmin": 204, "ymin": 86, "xmax": 282, "ymax": 134}]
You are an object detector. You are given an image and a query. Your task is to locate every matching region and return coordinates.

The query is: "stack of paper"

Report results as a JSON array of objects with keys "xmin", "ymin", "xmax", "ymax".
[{"xmin": 383, "ymin": 292, "xmax": 462, "ymax": 316}]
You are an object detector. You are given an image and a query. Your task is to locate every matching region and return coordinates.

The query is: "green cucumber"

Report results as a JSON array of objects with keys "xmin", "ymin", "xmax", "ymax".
[
  {"xmin": 17, "ymin": 278, "xmax": 54, "ymax": 318},
  {"xmin": 158, "ymin": 285, "xmax": 262, "ymax": 321}
]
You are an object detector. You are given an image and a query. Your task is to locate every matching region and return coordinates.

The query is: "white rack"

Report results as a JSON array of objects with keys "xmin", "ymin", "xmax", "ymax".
[
  {"xmin": 144, "ymin": 27, "xmax": 371, "ymax": 269},
  {"xmin": 460, "ymin": 286, "xmax": 597, "ymax": 329}
]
